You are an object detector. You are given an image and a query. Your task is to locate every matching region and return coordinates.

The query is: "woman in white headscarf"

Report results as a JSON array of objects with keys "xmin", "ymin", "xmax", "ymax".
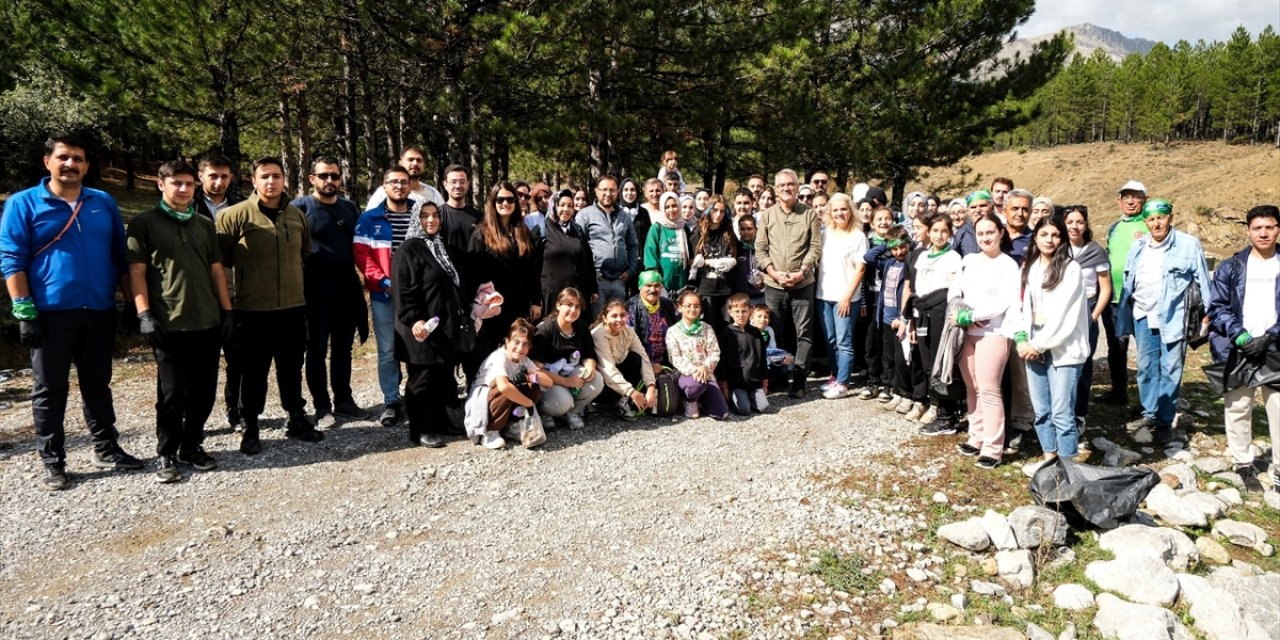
[{"xmin": 643, "ymin": 191, "xmax": 691, "ymax": 295}]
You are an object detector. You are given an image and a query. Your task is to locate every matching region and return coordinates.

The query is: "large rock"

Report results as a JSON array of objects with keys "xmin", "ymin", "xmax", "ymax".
[
  {"xmin": 1027, "ymin": 623, "xmax": 1055, "ymax": 640},
  {"xmin": 995, "ymin": 549, "xmax": 1034, "ymax": 589},
  {"xmin": 938, "ymin": 518, "xmax": 991, "ymax": 551},
  {"xmin": 1177, "ymin": 573, "xmax": 1270, "ymax": 640},
  {"xmin": 980, "ymin": 509, "xmax": 1018, "ymax": 551},
  {"xmin": 896, "ymin": 623, "xmax": 1025, "ymax": 640},
  {"xmin": 1007, "ymin": 505, "xmax": 1069, "ymax": 549},
  {"xmin": 1212, "ymin": 519, "xmax": 1269, "ymax": 552},
  {"xmin": 926, "ymin": 602, "xmax": 961, "ymax": 622},
  {"xmin": 1158, "ymin": 463, "xmax": 1197, "ymax": 490},
  {"xmin": 1144, "ymin": 483, "xmax": 1208, "ymax": 527},
  {"xmin": 1085, "ymin": 556, "xmax": 1179, "ymax": 606},
  {"xmin": 1092, "ymin": 593, "xmax": 1194, "ymax": 640},
  {"xmin": 1195, "ymin": 536, "xmax": 1232, "ymax": 565},
  {"xmin": 1181, "ymin": 492, "xmax": 1228, "ymax": 521},
  {"xmin": 1207, "ymin": 571, "xmax": 1280, "ymax": 639},
  {"xmin": 1194, "ymin": 457, "xmax": 1230, "ymax": 474},
  {"xmin": 1098, "ymin": 524, "xmax": 1199, "ymax": 572},
  {"xmin": 1052, "ymin": 583, "xmax": 1095, "ymax": 610}
]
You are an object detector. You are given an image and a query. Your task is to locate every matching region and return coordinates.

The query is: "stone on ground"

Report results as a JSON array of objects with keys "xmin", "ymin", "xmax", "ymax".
[
  {"xmin": 1092, "ymin": 593, "xmax": 1194, "ymax": 640},
  {"xmin": 1006, "ymin": 505, "xmax": 1068, "ymax": 549},
  {"xmin": 1085, "ymin": 556, "xmax": 1179, "ymax": 606},
  {"xmin": 1212, "ymin": 519, "xmax": 1269, "ymax": 552},
  {"xmin": 1052, "ymin": 583, "xmax": 1095, "ymax": 610},
  {"xmin": 895, "ymin": 623, "xmax": 1025, "ymax": 640},
  {"xmin": 979, "ymin": 509, "xmax": 1018, "ymax": 551},
  {"xmin": 1144, "ymin": 483, "xmax": 1208, "ymax": 527},
  {"xmin": 1158, "ymin": 463, "xmax": 1197, "ymax": 490},
  {"xmin": 1207, "ymin": 570, "xmax": 1280, "ymax": 639},
  {"xmin": 1176, "ymin": 573, "xmax": 1270, "ymax": 640},
  {"xmin": 995, "ymin": 549, "xmax": 1034, "ymax": 589},
  {"xmin": 937, "ymin": 518, "xmax": 991, "ymax": 551},
  {"xmin": 1195, "ymin": 536, "xmax": 1232, "ymax": 565},
  {"xmin": 1098, "ymin": 524, "xmax": 1199, "ymax": 572}
]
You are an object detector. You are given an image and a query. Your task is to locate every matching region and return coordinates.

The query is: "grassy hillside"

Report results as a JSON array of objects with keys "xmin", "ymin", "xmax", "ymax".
[{"xmin": 910, "ymin": 141, "xmax": 1280, "ymax": 256}]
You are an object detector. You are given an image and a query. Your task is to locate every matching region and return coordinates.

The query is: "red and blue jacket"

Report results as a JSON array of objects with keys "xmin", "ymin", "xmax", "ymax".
[{"xmin": 354, "ymin": 205, "xmax": 396, "ymax": 303}]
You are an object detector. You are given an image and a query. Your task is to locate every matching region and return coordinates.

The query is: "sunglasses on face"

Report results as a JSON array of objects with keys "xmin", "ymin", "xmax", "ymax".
[
  {"xmin": 312, "ymin": 173, "xmax": 341, "ymax": 181},
  {"xmin": 494, "ymin": 196, "xmax": 518, "ymax": 205},
  {"xmin": 798, "ymin": 194, "xmax": 813, "ymax": 201}
]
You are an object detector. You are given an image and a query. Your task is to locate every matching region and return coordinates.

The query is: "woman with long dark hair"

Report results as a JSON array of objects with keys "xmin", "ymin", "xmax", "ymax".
[
  {"xmin": 1015, "ymin": 216, "xmax": 1091, "ymax": 474},
  {"xmin": 468, "ymin": 181, "xmax": 542, "ymax": 360},
  {"xmin": 689, "ymin": 195, "xmax": 738, "ymax": 327},
  {"xmin": 1063, "ymin": 205, "xmax": 1111, "ymax": 433},
  {"xmin": 531, "ymin": 287, "xmax": 603, "ymax": 430}
]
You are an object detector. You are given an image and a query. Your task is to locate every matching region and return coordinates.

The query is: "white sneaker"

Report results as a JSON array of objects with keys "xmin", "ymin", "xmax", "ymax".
[
  {"xmin": 823, "ymin": 383, "xmax": 850, "ymax": 399},
  {"xmin": 894, "ymin": 397, "xmax": 914, "ymax": 413},
  {"xmin": 753, "ymin": 389, "xmax": 769, "ymax": 412},
  {"xmin": 917, "ymin": 405, "xmax": 937, "ymax": 424},
  {"xmin": 903, "ymin": 402, "xmax": 925, "ymax": 421},
  {"xmin": 819, "ymin": 377, "xmax": 837, "ymax": 393},
  {"xmin": 481, "ymin": 431, "xmax": 505, "ymax": 450},
  {"xmin": 566, "ymin": 413, "xmax": 586, "ymax": 430}
]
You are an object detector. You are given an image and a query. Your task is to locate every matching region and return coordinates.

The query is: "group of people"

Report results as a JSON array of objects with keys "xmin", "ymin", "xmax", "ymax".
[{"xmin": 2, "ymin": 137, "xmax": 1277, "ymax": 496}]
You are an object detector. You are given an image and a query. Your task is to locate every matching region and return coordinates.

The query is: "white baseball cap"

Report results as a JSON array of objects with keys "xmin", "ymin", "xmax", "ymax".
[{"xmin": 1117, "ymin": 180, "xmax": 1147, "ymax": 195}]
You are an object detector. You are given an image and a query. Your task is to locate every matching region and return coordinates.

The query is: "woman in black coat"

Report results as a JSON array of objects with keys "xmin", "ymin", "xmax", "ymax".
[
  {"xmin": 536, "ymin": 189, "xmax": 599, "ymax": 312},
  {"xmin": 394, "ymin": 201, "xmax": 472, "ymax": 448},
  {"xmin": 467, "ymin": 181, "xmax": 542, "ymax": 361}
]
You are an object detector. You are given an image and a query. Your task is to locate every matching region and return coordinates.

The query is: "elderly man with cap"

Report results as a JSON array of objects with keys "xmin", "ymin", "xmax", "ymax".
[
  {"xmin": 1097, "ymin": 180, "xmax": 1150, "ymax": 405},
  {"xmin": 1115, "ymin": 198, "xmax": 1212, "ymax": 444}
]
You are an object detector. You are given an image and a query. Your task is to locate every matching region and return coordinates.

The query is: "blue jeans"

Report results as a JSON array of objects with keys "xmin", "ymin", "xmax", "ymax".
[
  {"xmin": 1026, "ymin": 354, "xmax": 1083, "ymax": 457},
  {"xmin": 370, "ymin": 298, "xmax": 402, "ymax": 406},
  {"xmin": 818, "ymin": 299, "xmax": 859, "ymax": 384},
  {"xmin": 1132, "ymin": 316, "xmax": 1184, "ymax": 427}
]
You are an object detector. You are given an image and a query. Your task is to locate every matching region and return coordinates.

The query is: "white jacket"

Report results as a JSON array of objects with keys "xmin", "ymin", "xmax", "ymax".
[{"xmin": 1017, "ymin": 260, "xmax": 1091, "ymax": 366}]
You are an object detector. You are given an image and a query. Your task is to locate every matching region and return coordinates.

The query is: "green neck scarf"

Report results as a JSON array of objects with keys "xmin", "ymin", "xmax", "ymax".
[
  {"xmin": 159, "ymin": 200, "xmax": 195, "ymax": 222},
  {"xmin": 927, "ymin": 245, "xmax": 951, "ymax": 259},
  {"xmin": 681, "ymin": 318, "xmax": 703, "ymax": 336}
]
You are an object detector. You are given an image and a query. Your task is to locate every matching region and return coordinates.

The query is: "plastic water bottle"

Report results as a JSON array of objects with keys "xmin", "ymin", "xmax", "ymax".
[
  {"xmin": 513, "ymin": 406, "xmax": 526, "ymax": 418},
  {"xmin": 568, "ymin": 350, "xmax": 582, "ymax": 396},
  {"xmin": 425, "ymin": 316, "xmax": 440, "ymax": 333}
]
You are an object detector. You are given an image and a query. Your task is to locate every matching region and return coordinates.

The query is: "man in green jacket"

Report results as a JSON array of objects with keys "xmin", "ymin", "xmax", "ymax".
[
  {"xmin": 216, "ymin": 157, "xmax": 322, "ymax": 454},
  {"xmin": 1099, "ymin": 179, "xmax": 1148, "ymax": 406},
  {"xmin": 128, "ymin": 160, "xmax": 233, "ymax": 482}
]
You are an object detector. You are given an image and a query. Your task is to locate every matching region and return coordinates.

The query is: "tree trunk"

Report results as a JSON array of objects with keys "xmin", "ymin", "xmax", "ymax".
[
  {"xmin": 296, "ymin": 86, "xmax": 311, "ymax": 179},
  {"xmin": 279, "ymin": 91, "xmax": 297, "ymax": 187},
  {"xmin": 340, "ymin": 40, "xmax": 359, "ymax": 200},
  {"xmin": 218, "ymin": 110, "xmax": 242, "ymax": 188}
]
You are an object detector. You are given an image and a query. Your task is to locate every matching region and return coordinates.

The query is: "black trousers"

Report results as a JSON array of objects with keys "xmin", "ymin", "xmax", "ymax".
[
  {"xmin": 305, "ymin": 296, "xmax": 356, "ymax": 414},
  {"xmin": 31, "ymin": 309, "xmax": 119, "ymax": 465},
  {"xmin": 153, "ymin": 326, "xmax": 221, "ymax": 456},
  {"xmin": 236, "ymin": 307, "xmax": 307, "ymax": 420},
  {"xmin": 915, "ymin": 305, "xmax": 964, "ymax": 416},
  {"xmin": 882, "ymin": 323, "xmax": 911, "ymax": 397},
  {"xmin": 597, "ymin": 351, "xmax": 645, "ymax": 405},
  {"xmin": 1101, "ymin": 303, "xmax": 1128, "ymax": 395},
  {"xmin": 404, "ymin": 362, "xmax": 456, "ymax": 439},
  {"xmin": 223, "ymin": 344, "xmax": 242, "ymax": 421},
  {"xmin": 764, "ymin": 283, "xmax": 815, "ymax": 371}
]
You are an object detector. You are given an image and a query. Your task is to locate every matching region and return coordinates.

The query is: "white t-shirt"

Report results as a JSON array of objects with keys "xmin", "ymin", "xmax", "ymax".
[
  {"xmin": 476, "ymin": 349, "xmax": 537, "ymax": 387},
  {"xmin": 1132, "ymin": 238, "xmax": 1168, "ymax": 327},
  {"xmin": 365, "ymin": 183, "xmax": 445, "ymax": 211},
  {"xmin": 1068, "ymin": 244, "xmax": 1109, "ymax": 301},
  {"xmin": 817, "ymin": 229, "xmax": 868, "ymax": 302},
  {"xmin": 912, "ymin": 248, "xmax": 962, "ymax": 296},
  {"xmin": 1243, "ymin": 252, "xmax": 1280, "ymax": 337},
  {"xmin": 949, "ymin": 252, "xmax": 1021, "ymax": 337}
]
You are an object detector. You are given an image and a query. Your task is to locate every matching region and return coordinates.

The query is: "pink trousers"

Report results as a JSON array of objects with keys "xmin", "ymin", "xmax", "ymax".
[{"xmin": 960, "ymin": 333, "xmax": 1010, "ymax": 459}]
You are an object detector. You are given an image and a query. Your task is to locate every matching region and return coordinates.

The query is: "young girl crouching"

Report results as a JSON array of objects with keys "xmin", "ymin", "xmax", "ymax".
[
  {"xmin": 469, "ymin": 319, "xmax": 553, "ymax": 449},
  {"xmin": 665, "ymin": 290, "xmax": 729, "ymax": 420}
]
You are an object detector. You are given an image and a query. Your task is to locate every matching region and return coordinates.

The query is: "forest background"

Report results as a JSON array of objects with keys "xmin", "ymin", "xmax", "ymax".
[{"xmin": 0, "ymin": 0, "xmax": 1276, "ymax": 208}]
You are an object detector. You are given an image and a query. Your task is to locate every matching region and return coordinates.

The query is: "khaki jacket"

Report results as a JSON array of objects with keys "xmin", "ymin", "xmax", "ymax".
[
  {"xmin": 216, "ymin": 193, "xmax": 311, "ymax": 311},
  {"xmin": 755, "ymin": 201, "xmax": 821, "ymax": 289}
]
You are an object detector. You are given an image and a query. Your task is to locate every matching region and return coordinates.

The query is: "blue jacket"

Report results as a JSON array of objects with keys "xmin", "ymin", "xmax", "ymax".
[
  {"xmin": 1207, "ymin": 246, "xmax": 1280, "ymax": 363},
  {"xmin": 575, "ymin": 204, "xmax": 638, "ymax": 280},
  {"xmin": 0, "ymin": 178, "xmax": 127, "ymax": 311},
  {"xmin": 1116, "ymin": 230, "xmax": 1212, "ymax": 345}
]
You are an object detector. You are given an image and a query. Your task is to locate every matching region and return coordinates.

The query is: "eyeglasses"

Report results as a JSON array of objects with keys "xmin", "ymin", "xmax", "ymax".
[
  {"xmin": 517, "ymin": 192, "xmax": 531, "ymax": 200},
  {"xmin": 1120, "ymin": 194, "xmax": 1144, "ymax": 203},
  {"xmin": 312, "ymin": 172, "xmax": 341, "ymax": 181},
  {"xmin": 494, "ymin": 196, "xmax": 518, "ymax": 205},
  {"xmin": 812, "ymin": 180, "xmax": 828, "ymax": 185},
  {"xmin": 385, "ymin": 179, "xmax": 409, "ymax": 187}
]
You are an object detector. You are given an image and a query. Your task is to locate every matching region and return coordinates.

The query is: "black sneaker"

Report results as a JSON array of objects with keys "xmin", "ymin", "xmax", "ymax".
[
  {"xmin": 333, "ymin": 402, "xmax": 368, "ymax": 420},
  {"xmin": 975, "ymin": 456, "xmax": 1000, "ymax": 469},
  {"xmin": 227, "ymin": 409, "xmax": 243, "ymax": 432},
  {"xmin": 1154, "ymin": 428, "xmax": 1180, "ymax": 445},
  {"xmin": 286, "ymin": 414, "xmax": 325, "ymax": 443},
  {"xmin": 415, "ymin": 433, "xmax": 446, "ymax": 448},
  {"xmin": 42, "ymin": 463, "xmax": 69, "ymax": 491},
  {"xmin": 956, "ymin": 443, "xmax": 980, "ymax": 457},
  {"xmin": 379, "ymin": 403, "xmax": 402, "ymax": 426},
  {"xmin": 919, "ymin": 420, "xmax": 958, "ymax": 436},
  {"xmin": 177, "ymin": 447, "xmax": 218, "ymax": 471},
  {"xmin": 1236, "ymin": 464, "xmax": 1264, "ymax": 493},
  {"xmin": 155, "ymin": 456, "xmax": 181, "ymax": 483},
  {"xmin": 240, "ymin": 423, "xmax": 261, "ymax": 456},
  {"xmin": 1095, "ymin": 391, "xmax": 1127, "ymax": 405},
  {"xmin": 91, "ymin": 445, "xmax": 144, "ymax": 470}
]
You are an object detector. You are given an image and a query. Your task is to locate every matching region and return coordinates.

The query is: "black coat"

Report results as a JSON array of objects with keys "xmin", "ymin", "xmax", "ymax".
[
  {"xmin": 393, "ymin": 237, "xmax": 469, "ymax": 365},
  {"xmin": 468, "ymin": 226, "xmax": 542, "ymax": 353},
  {"xmin": 535, "ymin": 219, "xmax": 598, "ymax": 311}
]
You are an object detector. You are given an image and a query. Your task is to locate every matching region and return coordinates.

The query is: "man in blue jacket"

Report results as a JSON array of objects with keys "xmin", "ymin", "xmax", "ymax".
[
  {"xmin": 0, "ymin": 132, "xmax": 144, "ymax": 490},
  {"xmin": 1206, "ymin": 204, "xmax": 1279, "ymax": 492},
  {"xmin": 1116, "ymin": 199, "xmax": 1212, "ymax": 444}
]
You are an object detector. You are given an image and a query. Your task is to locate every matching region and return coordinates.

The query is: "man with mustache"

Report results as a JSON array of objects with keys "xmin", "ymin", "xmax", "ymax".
[{"xmin": 0, "ymin": 132, "xmax": 144, "ymax": 490}]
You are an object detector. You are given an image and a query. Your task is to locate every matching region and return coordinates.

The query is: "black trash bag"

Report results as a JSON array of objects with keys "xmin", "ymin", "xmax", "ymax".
[{"xmin": 1029, "ymin": 456, "xmax": 1160, "ymax": 530}]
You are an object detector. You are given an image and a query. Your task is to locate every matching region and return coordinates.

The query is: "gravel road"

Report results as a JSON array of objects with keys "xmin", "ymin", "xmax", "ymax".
[{"xmin": 0, "ymin": 355, "xmax": 921, "ymax": 639}]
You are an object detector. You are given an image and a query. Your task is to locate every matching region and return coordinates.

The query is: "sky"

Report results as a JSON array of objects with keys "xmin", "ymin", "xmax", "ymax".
[{"xmin": 1020, "ymin": 0, "xmax": 1278, "ymax": 44}]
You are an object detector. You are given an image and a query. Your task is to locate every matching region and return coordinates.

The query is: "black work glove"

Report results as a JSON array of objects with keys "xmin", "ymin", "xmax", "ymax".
[
  {"xmin": 221, "ymin": 310, "xmax": 236, "ymax": 346},
  {"xmin": 1241, "ymin": 334, "xmax": 1276, "ymax": 360},
  {"xmin": 138, "ymin": 310, "xmax": 166, "ymax": 350},
  {"xmin": 19, "ymin": 320, "xmax": 44, "ymax": 349}
]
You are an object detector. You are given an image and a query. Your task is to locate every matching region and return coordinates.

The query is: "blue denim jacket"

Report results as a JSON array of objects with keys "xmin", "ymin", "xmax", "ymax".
[{"xmin": 1116, "ymin": 229, "xmax": 1212, "ymax": 345}]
